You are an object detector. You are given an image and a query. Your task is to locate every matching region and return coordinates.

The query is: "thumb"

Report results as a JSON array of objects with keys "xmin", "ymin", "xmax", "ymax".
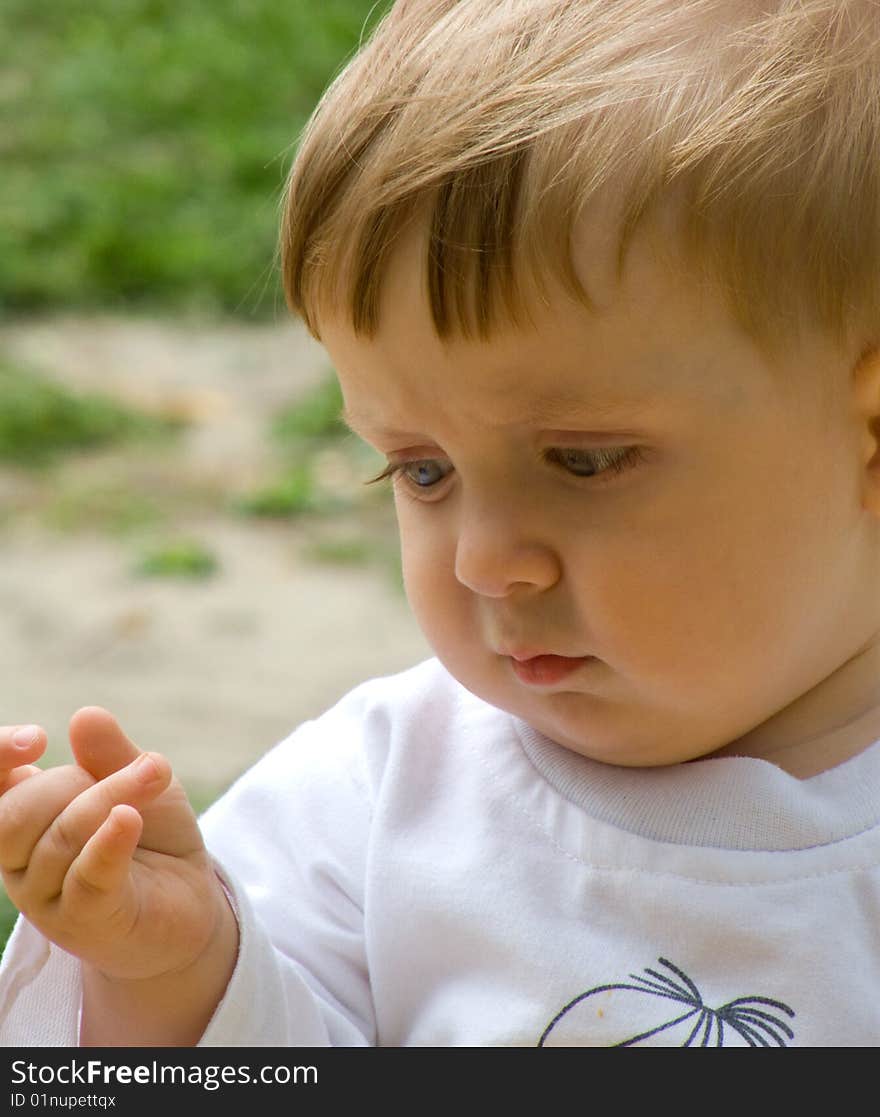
[{"xmin": 68, "ymin": 706, "xmax": 142, "ymax": 781}]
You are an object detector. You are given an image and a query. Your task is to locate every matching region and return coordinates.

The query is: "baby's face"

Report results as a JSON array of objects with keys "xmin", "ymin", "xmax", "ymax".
[{"xmin": 321, "ymin": 221, "xmax": 876, "ymax": 770}]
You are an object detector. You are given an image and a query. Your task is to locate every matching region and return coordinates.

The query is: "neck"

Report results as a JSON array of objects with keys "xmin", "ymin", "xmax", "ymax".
[{"xmin": 706, "ymin": 633, "xmax": 880, "ymax": 778}]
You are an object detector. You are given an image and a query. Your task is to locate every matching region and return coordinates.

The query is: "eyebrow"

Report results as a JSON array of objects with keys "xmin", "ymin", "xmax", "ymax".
[{"xmin": 340, "ymin": 394, "xmax": 658, "ymax": 437}]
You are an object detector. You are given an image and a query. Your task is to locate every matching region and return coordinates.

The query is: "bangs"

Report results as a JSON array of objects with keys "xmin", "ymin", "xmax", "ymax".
[{"xmin": 281, "ymin": 0, "xmax": 880, "ymax": 356}]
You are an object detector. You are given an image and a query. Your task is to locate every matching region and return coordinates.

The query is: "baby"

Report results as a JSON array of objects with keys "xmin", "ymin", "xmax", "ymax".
[{"xmin": 2, "ymin": 0, "xmax": 880, "ymax": 1046}]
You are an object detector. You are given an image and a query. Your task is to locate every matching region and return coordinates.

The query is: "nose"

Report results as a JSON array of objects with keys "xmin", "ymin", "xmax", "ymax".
[{"xmin": 453, "ymin": 498, "xmax": 562, "ymax": 598}]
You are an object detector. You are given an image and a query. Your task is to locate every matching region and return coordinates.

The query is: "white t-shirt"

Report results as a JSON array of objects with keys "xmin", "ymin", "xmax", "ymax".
[{"xmin": 2, "ymin": 658, "xmax": 880, "ymax": 1046}]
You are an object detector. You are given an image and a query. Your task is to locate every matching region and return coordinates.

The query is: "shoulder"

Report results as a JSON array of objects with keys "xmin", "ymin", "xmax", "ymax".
[
  {"xmin": 317, "ymin": 657, "xmax": 488, "ymax": 751},
  {"xmin": 198, "ymin": 657, "xmax": 509, "ymax": 881},
  {"xmin": 282, "ymin": 656, "xmax": 481, "ymax": 758},
  {"xmin": 199, "ymin": 658, "xmax": 498, "ymax": 823},
  {"xmin": 321, "ymin": 655, "xmax": 468, "ymax": 722}
]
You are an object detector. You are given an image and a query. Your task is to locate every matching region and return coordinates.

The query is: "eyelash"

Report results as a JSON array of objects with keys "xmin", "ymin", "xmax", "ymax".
[
  {"xmin": 543, "ymin": 445, "xmax": 646, "ymax": 479},
  {"xmin": 365, "ymin": 446, "xmax": 646, "ymax": 490}
]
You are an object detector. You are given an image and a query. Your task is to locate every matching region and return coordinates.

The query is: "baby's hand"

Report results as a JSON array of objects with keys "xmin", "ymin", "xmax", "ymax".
[{"xmin": 0, "ymin": 709, "xmax": 230, "ymax": 986}]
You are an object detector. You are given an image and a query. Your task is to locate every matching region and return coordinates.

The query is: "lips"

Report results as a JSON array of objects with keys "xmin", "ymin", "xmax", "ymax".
[{"xmin": 507, "ymin": 653, "xmax": 592, "ymax": 687}]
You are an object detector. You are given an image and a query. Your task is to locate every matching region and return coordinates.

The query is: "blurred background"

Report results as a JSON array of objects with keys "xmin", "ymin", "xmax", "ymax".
[{"xmin": 0, "ymin": 0, "xmax": 433, "ymax": 936}]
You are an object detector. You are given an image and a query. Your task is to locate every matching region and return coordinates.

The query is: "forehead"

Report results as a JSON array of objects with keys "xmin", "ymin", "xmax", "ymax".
[{"xmin": 323, "ymin": 217, "xmax": 767, "ymax": 432}]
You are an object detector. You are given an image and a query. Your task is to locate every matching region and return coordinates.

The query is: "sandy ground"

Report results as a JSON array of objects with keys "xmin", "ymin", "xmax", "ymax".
[{"xmin": 0, "ymin": 316, "xmax": 431, "ymax": 800}]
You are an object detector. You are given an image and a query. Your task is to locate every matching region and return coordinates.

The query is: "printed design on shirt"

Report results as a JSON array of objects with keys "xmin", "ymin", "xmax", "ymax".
[{"xmin": 538, "ymin": 957, "xmax": 796, "ymax": 1047}]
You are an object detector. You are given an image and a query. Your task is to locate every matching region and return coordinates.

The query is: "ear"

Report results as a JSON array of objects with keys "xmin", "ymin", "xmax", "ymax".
[{"xmin": 852, "ymin": 344, "xmax": 880, "ymax": 517}]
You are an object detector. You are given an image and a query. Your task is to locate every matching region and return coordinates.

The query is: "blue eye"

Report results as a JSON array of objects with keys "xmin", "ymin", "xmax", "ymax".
[
  {"xmin": 364, "ymin": 459, "xmax": 453, "ymax": 490},
  {"xmin": 401, "ymin": 459, "xmax": 451, "ymax": 487},
  {"xmin": 364, "ymin": 445, "xmax": 644, "ymax": 492}
]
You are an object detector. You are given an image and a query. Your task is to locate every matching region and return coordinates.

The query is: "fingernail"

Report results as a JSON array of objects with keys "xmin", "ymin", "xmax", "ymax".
[
  {"xmin": 12, "ymin": 726, "xmax": 39, "ymax": 749},
  {"xmin": 134, "ymin": 753, "xmax": 160, "ymax": 782}
]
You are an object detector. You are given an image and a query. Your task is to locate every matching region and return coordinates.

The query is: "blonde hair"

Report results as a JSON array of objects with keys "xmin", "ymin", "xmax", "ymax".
[{"xmin": 281, "ymin": 0, "xmax": 880, "ymax": 355}]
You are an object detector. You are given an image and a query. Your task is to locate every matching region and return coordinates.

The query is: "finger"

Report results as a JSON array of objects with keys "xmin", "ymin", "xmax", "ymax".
[
  {"xmin": 68, "ymin": 709, "xmax": 199, "ymax": 851},
  {"xmin": 0, "ymin": 765, "xmax": 95, "ymax": 873},
  {"xmin": 24, "ymin": 753, "xmax": 171, "ymax": 902},
  {"xmin": 65, "ymin": 803, "xmax": 143, "ymax": 904},
  {"xmin": 68, "ymin": 707, "xmax": 142, "ymax": 782},
  {"xmin": 0, "ymin": 725, "xmax": 46, "ymax": 780},
  {"xmin": 2, "ymin": 765, "xmax": 43, "ymax": 793},
  {"xmin": 68, "ymin": 709, "xmax": 198, "ymax": 855}
]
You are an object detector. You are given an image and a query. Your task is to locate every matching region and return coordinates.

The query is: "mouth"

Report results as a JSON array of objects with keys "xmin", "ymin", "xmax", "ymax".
[{"xmin": 506, "ymin": 652, "xmax": 594, "ymax": 687}]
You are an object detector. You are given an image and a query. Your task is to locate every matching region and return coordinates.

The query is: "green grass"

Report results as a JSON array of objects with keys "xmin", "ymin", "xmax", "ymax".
[
  {"xmin": 272, "ymin": 376, "xmax": 347, "ymax": 442},
  {"xmin": 236, "ymin": 377, "xmax": 354, "ymax": 519},
  {"xmin": 0, "ymin": 887, "xmax": 17, "ymax": 955},
  {"xmin": 135, "ymin": 539, "xmax": 219, "ymax": 578},
  {"xmin": 0, "ymin": 0, "xmax": 392, "ymax": 317},
  {"xmin": 0, "ymin": 356, "xmax": 180, "ymax": 467},
  {"xmin": 235, "ymin": 466, "xmax": 321, "ymax": 518},
  {"xmin": 46, "ymin": 480, "xmax": 165, "ymax": 536},
  {"xmin": 305, "ymin": 537, "xmax": 374, "ymax": 565}
]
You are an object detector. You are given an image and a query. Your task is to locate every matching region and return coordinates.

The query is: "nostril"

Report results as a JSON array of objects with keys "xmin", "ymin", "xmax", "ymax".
[{"xmin": 453, "ymin": 533, "xmax": 561, "ymax": 597}]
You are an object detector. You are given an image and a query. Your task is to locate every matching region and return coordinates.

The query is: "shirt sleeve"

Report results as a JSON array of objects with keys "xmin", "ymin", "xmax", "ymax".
[
  {"xmin": 197, "ymin": 710, "xmax": 377, "ymax": 1046},
  {"xmin": 0, "ymin": 915, "xmax": 82, "ymax": 1046},
  {"xmin": 0, "ymin": 695, "xmax": 379, "ymax": 1047}
]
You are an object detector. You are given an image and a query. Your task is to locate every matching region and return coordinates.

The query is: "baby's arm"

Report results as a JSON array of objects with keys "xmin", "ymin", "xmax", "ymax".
[{"xmin": 0, "ymin": 710, "xmax": 238, "ymax": 1046}]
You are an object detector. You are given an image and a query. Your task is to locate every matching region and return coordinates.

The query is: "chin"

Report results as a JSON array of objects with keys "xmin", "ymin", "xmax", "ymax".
[{"xmin": 518, "ymin": 700, "xmax": 694, "ymax": 769}]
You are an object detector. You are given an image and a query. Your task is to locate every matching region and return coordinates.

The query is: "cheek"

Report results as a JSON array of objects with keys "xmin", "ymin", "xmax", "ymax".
[
  {"xmin": 563, "ymin": 490, "xmax": 774, "ymax": 669},
  {"xmin": 395, "ymin": 504, "xmax": 462, "ymax": 631},
  {"xmin": 395, "ymin": 505, "xmax": 503, "ymax": 683},
  {"xmin": 578, "ymin": 468, "xmax": 835, "ymax": 681}
]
